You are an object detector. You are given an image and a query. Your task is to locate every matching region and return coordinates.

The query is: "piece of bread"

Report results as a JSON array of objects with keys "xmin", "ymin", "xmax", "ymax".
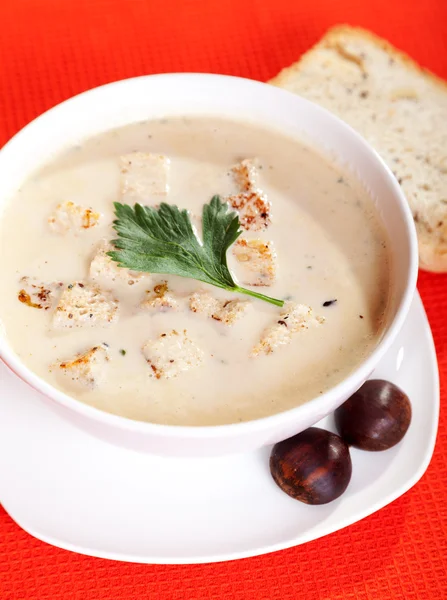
[
  {"xmin": 54, "ymin": 344, "xmax": 110, "ymax": 389},
  {"xmin": 120, "ymin": 152, "xmax": 170, "ymax": 201},
  {"xmin": 140, "ymin": 281, "xmax": 179, "ymax": 311},
  {"xmin": 228, "ymin": 159, "xmax": 272, "ymax": 231},
  {"xmin": 52, "ymin": 282, "xmax": 119, "ymax": 329},
  {"xmin": 89, "ymin": 240, "xmax": 146, "ymax": 287},
  {"xmin": 18, "ymin": 276, "xmax": 63, "ymax": 310},
  {"xmin": 48, "ymin": 201, "xmax": 101, "ymax": 234},
  {"xmin": 270, "ymin": 25, "xmax": 447, "ymax": 272},
  {"xmin": 189, "ymin": 291, "xmax": 251, "ymax": 326},
  {"xmin": 232, "ymin": 238, "xmax": 277, "ymax": 287},
  {"xmin": 251, "ymin": 301, "xmax": 324, "ymax": 357},
  {"xmin": 142, "ymin": 330, "xmax": 204, "ymax": 379}
]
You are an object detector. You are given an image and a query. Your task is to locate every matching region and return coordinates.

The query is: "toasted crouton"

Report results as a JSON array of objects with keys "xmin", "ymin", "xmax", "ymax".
[
  {"xmin": 232, "ymin": 239, "xmax": 276, "ymax": 286},
  {"xmin": 189, "ymin": 291, "xmax": 250, "ymax": 326},
  {"xmin": 251, "ymin": 301, "xmax": 324, "ymax": 356},
  {"xmin": 120, "ymin": 152, "xmax": 169, "ymax": 201},
  {"xmin": 189, "ymin": 291, "xmax": 220, "ymax": 318},
  {"xmin": 52, "ymin": 282, "xmax": 119, "ymax": 329},
  {"xmin": 54, "ymin": 344, "xmax": 110, "ymax": 388},
  {"xmin": 89, "ymin": 240, "xmax": 146, "ymax": 286},
  {"xmin": 231, "ymin": 159, "xmax": 258, "ymax": 192},
  {"xmin": 140, "ymin": 281, "xmax": 179, "ymax": 311},
  {"xmin": 18, "ymin": 276, "xmax": 64, "ymax": 310},
  {"xmin": 142, "ymin": 330, "xmax": 204, "ymax": 379},
  {"xmin": 228, "ymin": 159, "xmax": 271, "ymax": 231},
  {"xmin": 48, "ymin": 201, "xmax": 101, "ymax": 234},
  {"xmin": 228, "ymin": 191, "xmax": 271, "ymax": 231}
]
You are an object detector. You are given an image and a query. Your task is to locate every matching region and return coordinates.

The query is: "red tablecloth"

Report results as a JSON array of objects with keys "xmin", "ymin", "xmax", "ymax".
[{"xmin": 0, "ymin": 1, "xmax": 446, "ymax": 598}]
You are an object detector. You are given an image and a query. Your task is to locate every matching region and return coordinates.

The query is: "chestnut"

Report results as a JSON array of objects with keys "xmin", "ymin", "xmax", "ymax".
[
  {"xmin": 270, "ymin": 427, "xmax": 352, "ymax": 504},
  {"xmin": 334, "ymin": 379, "xmax": 411, "ymax": 451}
]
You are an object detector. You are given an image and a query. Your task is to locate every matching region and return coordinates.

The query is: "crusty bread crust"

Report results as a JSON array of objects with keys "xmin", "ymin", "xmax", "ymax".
[
  {"xmin": 270, "ymin": 25, "xmax": 447, "ymax": 272},
  {"xmin": 270, "ymin": 25, "xmax": 447, "ymax": 93}
]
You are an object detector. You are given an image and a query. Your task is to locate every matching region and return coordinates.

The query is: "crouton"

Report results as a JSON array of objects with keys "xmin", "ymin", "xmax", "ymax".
[
  {"xmin": 140, "ymin": 281, "xmax": 179, "ymax": 311},
  {"xmin": 54, "ymin": 343, "xmax": 110, "ymax": 388},
  {"xmin": 232, "ymin": 239, "xmax": 276, "ymax": 286},
  {"xmin": 18, "ymin": 276, "xmax": 64, "ymax": 310},
  {"xmin": 142, "ymin": 330, "xmax": 204, "ymax": 379},
  {"xmin": 228, "ymin": 159, "xmax": 271, "ymax": 231},
  {"xmin": 189, "ymin": 291, "xmax": 250, "ymax": 326},
  {"xmin": 89, "ymin": 240, "xmax": 146, "ymax": 286},
  {"xmin": 251, "ymin": 301, "xmax": 324, "ymax": 356},
  {"xmin": 228, "ymin": 191, "xmax": 271, "ymax": 231},
  {"xmin": 231, "ymin": 159, "xmax": 258, "ymax": 192},
  {"xmin": 48, "ymin": 201, "xmax": 101, "ymax": 234},
  {"xmin": 120, "ymin": 152, "xmax": 169, "ymax": 201},
  {"xmin": 52, "ymin": 282, "xmax": 119, "ymax": 329}
]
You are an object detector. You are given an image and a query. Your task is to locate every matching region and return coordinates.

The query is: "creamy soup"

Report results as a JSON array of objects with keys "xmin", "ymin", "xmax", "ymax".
[{"xmin": 0, "ymin": 117, "xmax": 390, "ymax": 426}]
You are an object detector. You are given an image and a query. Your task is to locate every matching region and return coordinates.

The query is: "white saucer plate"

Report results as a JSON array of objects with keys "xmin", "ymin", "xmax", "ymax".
[{"xmin": 0, "ymin": 292, "xmax": 439, "ymax": 564}]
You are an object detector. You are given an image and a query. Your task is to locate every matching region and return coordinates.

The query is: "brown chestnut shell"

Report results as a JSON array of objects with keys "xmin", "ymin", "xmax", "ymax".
[
  {"xmin": 270, "ymin": 427, "xmax": 352, "ymax": 505},
  {"xmin": 334, "ymin": 379, "xmax": 411, "ymax": 451}
]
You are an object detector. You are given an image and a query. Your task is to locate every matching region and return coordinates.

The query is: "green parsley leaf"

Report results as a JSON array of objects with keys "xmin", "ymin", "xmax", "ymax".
[{"xmin": 108, "ymin": 196, "xmax": 284, "ymax": 307}]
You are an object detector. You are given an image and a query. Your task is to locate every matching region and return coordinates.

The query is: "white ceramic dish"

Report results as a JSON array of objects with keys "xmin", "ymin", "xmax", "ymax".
[
  {"xmin": 0, "ymin": 292, "xmax": 439, "ymax": 563},
  {"xmin": 0, "ymin": 74, "xmax": 418, "ymax": 456}
]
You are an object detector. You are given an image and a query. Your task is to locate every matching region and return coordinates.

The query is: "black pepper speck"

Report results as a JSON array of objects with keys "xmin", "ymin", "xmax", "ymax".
[{"xmin": 323, "ymin": 299, "xmax": 338, "ymax": 307}]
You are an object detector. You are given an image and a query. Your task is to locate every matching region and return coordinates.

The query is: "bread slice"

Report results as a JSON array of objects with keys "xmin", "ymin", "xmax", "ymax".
[{"xmin": 270, "ymin": 25, "xmax": 447, "ymax": 272}]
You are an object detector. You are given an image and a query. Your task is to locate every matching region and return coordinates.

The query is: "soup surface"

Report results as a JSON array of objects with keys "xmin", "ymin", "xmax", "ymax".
[{"xmin": 0, "ymin": 117, "xmax": 390, "ymax": 426}]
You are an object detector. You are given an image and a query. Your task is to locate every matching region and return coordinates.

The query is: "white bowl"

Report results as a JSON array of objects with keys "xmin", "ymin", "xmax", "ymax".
[{"xmin": 0, "ymin": 74, "xmax": 418, "ymax": 457}]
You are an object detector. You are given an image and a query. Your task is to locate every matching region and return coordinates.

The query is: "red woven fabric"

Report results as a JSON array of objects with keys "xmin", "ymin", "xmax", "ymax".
[{"xmin": 0, "ymin": 1, "xmax": 446, "ymax": 598}]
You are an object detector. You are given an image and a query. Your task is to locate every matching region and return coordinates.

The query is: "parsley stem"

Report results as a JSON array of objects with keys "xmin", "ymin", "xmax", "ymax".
[{"xmin": 234, "ymin": 286, "xmax": 284, "ymax": 307}]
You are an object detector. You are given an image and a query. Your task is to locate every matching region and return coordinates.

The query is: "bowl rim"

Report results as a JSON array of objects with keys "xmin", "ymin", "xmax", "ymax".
[{"xmin": 0, "ymin": 72, "xmax": 419, "ymax": 438}]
